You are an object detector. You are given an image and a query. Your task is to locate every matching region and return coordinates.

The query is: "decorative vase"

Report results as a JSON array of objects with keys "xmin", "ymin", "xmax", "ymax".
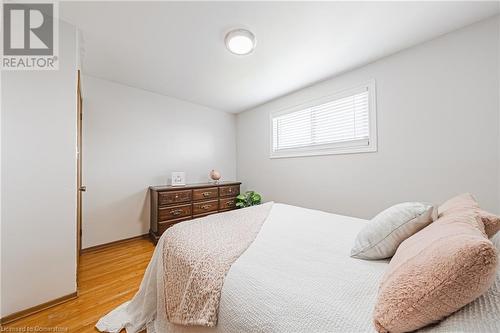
[{"xmin": 210, "ymin": 169, "xmax": 221, "ymax": 183}]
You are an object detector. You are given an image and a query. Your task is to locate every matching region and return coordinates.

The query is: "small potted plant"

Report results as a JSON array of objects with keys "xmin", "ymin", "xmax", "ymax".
[{"xmin": 235, "ymin": 191, "xmax": 262, "ymax": 208}]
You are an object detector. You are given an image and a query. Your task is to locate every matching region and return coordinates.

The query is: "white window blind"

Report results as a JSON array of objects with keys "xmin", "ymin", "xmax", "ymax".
[{"xmin": 271, "ymin": 81, "xmax": 376, "ymax": 157}]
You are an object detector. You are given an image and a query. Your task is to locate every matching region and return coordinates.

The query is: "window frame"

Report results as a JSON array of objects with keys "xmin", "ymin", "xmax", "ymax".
[{"xmin": 269, "ymin": 80, "xmax": 377, "ymax": 159}]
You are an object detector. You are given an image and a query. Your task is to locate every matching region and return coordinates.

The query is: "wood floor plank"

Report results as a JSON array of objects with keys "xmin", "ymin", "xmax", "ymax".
[{"xmin": 0, "ymin": 238, "xmax": 154, "ymax": 332}]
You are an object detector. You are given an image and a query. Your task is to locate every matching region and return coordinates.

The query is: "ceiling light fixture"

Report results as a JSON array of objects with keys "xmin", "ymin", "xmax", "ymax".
[{"xmin": 225, "ymin": 29, "xmax": 256, "ymax": 55}]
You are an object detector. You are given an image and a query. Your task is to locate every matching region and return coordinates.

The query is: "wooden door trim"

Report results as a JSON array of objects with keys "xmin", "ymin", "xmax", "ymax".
[{"xmin": 76, "ymin": 70, "xmax": 83, "ymax": 287}]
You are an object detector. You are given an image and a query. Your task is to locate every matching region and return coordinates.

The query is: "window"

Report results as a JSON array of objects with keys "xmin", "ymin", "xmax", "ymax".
[{"xmin": 270, "ymin": 80, "xmax": 377, "ymax": 158}]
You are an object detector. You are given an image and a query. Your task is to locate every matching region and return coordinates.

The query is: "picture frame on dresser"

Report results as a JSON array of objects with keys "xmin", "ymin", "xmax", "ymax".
[
  {"xmin": 149, "ymin": 181, "xmax": 241, "ymax": 244},
  {"xmin": 171, "ymin": 171, "xmax": 186, "ymax": 186}
]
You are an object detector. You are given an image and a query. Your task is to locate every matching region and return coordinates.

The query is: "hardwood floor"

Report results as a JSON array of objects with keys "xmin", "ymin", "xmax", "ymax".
[{"xmin": 1, "ymin": 238, "xmax": 155, "ymax": 332}]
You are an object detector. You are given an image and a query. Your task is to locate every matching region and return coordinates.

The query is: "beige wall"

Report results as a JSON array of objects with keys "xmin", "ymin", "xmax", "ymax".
[
  {"xmin": 81, "ymin": 76, "xmax": 237, "ymax": 248},
  {"xmin": 237, "ymin": 16, "xmax": 500, "ymax": 219}
]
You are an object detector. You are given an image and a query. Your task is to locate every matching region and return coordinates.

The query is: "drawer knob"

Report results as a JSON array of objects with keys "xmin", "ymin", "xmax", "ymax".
[
  {"xmin": 175, "ymin": 195, "xmax": 179, "ymax": 199},
  {"xmin": 202, "ymin": 192, "xmax": 211, "ymax": 197},
  {"xmin": 170, "ymin": 209, "xmax": 183, "ymax": 216},
  {"xmin": 228, "ymin": 188, "xmax": 233, "ymax": 193},
  {"xmin": 201, "ymin": 204, "xmax": 211, "ymax": 210},
  {"xmin": 226, "ymin": 201, "xmax": 233, "ymax": 206}
]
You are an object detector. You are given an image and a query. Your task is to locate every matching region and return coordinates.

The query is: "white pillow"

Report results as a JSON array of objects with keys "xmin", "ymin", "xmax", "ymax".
[{"xmin": 351, "ymin": 202, "xmax": 437, "ymax": 260}]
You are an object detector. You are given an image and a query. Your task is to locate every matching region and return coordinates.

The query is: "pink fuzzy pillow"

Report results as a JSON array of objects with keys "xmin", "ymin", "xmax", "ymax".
[
  {"xmin": 373, "ymin": 209, "xmax": 498, "ymax": 333},
  {"xmin": 478, "ymin": 210, "xmax": 500, "ymax": 238},
  {"xmin": 438, "ymin": 193, "xmax": 500, "ymax": 237},
  {"xmin": 437, "ymin": 193, "xmax": 479, "ymax": 217}
]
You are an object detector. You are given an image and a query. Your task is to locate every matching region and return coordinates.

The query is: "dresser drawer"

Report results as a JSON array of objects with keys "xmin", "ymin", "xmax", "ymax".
[
  {"xmin": 219, "ymin": 197, "xmax": 237, "ymax": 210},
  {"xmin": 192, "ymin": 199, "xmax": 218, "ymax": 215},
  {"xmin": 219, "ymin": 185, "xmax": 239, "ymax": 197},
  {"xmin": 158, "ymin": 190, "xmax": 192, "ymax": 206},
  {"xmin": 192, "ymin": 187, "xmax": 218, "ymax": 201},
  {"xmin": 158, "ymin": 204, "xmax": 192, "ymax": 221},
  {"xmin": 193, "ymin": 211, "xmax": 217, "ymax": 219},
  {"xmin": 158, "ymin": 217, "xmax": 190, "ymax": 235}
]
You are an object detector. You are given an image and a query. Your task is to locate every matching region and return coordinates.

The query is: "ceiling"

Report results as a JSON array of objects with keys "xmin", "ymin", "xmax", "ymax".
[{"xmin": 60, "ymin": 1, "xmax": 499, "ymax": 113}]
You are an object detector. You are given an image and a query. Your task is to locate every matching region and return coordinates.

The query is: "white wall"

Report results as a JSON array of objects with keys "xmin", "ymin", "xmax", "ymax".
[
  {"xmin": 237, "ymin": 16, "xmax": 500, "ymax": 219},
  {"xmin": 498, "ymin": 19, "xmax": 500, "ymax": 216},
  {"xmin": 1, "ymin": 22, "xmax": 78, "ymax": 317},
  {"xmin": 81, "ymin": 76, "xmax": 237, "ymax": 248}
]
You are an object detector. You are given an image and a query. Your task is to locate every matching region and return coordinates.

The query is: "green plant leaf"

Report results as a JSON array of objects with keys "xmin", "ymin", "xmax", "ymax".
[
  {"xmin": 235, "ymin": 190, "xmax": 262, "ymax": 207},
  {"xmin": 251, "ymin": 193, "xmax": 262, "ymax": 204}
]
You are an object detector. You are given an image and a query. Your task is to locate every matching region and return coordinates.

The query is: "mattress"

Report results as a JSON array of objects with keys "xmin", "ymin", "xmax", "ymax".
[{"xmin": 98, "ymin": 203, "xmax": 500, "ymax": 333}]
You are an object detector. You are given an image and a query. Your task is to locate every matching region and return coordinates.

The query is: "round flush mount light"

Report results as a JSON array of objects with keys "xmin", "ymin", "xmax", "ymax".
[{"xmin": 224, "ymin": 29, "xmax": 256, "ymax": 55}]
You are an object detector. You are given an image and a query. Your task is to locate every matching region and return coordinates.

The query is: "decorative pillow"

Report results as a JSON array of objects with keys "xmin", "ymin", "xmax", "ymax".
[
  {"xmin": 438, "ymin": 193, "xmax": 500, "ymax": 238},
  {"xmin": 351, "ymin": 202, "xmax": 436, "ymax": 260},
  {"xmin": 477, "ymin": 209, "xmax": 500, "ymax": 238},
  {"xmin": 438, "ymin": 192, "xmax": 479, "ymax": 218},
  {"xmin": 373, "ymin": 210, "xmax": 498, "ymax": 333}
]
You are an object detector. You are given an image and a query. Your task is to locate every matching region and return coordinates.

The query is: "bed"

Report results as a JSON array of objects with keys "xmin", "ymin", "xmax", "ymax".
[{"xmin": 97, "ymin": 203, "xmax": 500, "ymax": 333}]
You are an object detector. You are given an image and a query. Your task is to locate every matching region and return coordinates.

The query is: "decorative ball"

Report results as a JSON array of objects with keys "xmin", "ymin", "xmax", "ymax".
[{"xmin": 210, "ymin": 169, "xmax": 221, "ymax": 181}]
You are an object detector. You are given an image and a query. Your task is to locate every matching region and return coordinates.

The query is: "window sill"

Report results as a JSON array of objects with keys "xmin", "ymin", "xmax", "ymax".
[{"xmin": 269, "ymin": 144, "xmax": 377, "ymax": 159}]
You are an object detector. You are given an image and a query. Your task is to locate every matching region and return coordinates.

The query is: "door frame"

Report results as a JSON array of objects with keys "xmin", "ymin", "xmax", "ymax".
[{"xmin": 76, "ymin": 70, "xmax": 83, "ymax": 286}]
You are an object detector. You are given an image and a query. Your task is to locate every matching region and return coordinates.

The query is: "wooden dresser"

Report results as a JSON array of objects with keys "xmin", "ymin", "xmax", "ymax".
[{"xmin": 149, "ymin": 181, "xmax": 241, "ymax": 244}]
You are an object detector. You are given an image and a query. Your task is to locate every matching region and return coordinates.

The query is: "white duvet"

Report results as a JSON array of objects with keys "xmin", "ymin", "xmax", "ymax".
[{"xmin": 97, "ymin": 203, "xmax": 500, "ymax": 333}]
